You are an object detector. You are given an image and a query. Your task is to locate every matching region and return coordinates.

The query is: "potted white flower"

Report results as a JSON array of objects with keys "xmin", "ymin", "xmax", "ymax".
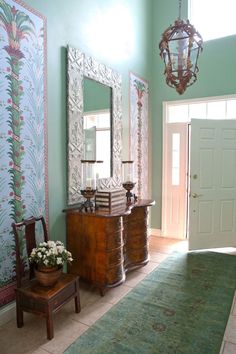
[{"xmin": 29, "ymin": 240, "xmax": 73, "ymax": 286}]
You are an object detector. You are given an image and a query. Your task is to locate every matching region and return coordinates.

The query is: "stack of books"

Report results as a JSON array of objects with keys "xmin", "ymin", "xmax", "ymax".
[{"xmin": 95, "ymin": 189, "xmax": 126, "ymax": 210}]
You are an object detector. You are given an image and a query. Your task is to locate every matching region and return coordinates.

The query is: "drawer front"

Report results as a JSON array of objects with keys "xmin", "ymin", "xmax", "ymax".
[
  {"xmin": 51, "ymin": 282, "xmax": 76, "ymax": 309},
  {"xmin": 125, "ymin": 231, "xmax": 149, "ymax": 248},
  {"xmin": 125, "ymin": 246, "xmax": 149, "ymax": 267},
  {"xmin": 20, "ymin": 293, "xmax": 46, "ymax": 313},
  {"xmin": 106, "ymin": 247, "xmax": 124, "ymax": 268},
  {"xmin": 106, "ymin": 218, "xmax": 123, "ymax": 250}
]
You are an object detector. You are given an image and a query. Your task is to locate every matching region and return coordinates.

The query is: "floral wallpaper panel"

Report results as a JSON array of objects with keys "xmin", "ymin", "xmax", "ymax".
[
  {"xmin": 0, "ymin": 0, "xmax": 47, "ymax": 307},
  {"xmin": 129, "ymin": 72, "xmax": 149, "ymax": 199}
]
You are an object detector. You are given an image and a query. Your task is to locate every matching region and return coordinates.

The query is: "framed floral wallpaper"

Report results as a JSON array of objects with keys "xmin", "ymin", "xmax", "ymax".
[
  {"xmin": 129, "ymin": 72, "xmax": 149, "ymax": 199},
  {"xmin": 0, "ymin": 0, "xmax": 47, "ymax": 306}
]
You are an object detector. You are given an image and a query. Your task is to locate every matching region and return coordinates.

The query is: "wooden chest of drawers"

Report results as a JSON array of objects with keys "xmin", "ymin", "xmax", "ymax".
[{"xmin": 63, "ymin": 200, "xmax": 154, "ymax": 295}]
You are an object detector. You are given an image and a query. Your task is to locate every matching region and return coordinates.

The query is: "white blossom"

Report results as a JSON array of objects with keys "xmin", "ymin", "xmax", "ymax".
[{"xmin": 29, "ymin": 240, "xmax": 74, "ymax": 267}]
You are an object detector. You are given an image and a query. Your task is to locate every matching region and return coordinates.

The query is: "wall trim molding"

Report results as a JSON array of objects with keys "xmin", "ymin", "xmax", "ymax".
[{"xmin": 149, "ymin": 228, "xmax": 186, "ymax": 240}]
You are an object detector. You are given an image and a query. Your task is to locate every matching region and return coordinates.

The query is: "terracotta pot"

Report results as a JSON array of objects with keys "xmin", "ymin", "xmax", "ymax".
[{"xmin": 34, "ymin": 265, "xmax": 62, "ymax": 287}]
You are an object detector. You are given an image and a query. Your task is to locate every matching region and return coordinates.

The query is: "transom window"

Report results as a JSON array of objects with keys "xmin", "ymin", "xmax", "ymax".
[
  {"xmin": 167, "ymin": 96, "xmax": 236, "ymax": 123},
  {"xmin": 189, "ymin": 0, "xmax": 236, "ymax": 41}
]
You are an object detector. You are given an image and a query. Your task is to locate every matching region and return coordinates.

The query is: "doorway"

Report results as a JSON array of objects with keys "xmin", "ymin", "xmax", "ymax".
[{"xmin": 162, "ymin": 95, "xmax": 236, "ymax": 249}]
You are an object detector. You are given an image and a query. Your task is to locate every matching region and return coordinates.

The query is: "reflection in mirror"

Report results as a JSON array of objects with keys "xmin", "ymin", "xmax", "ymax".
[
  {"xmin": 83, "ymin": 78, "xmax": 112, "ymax": 178},
  {"xmin": 67, "ymin": 46, "xmax": 122, "ymax": 205}
]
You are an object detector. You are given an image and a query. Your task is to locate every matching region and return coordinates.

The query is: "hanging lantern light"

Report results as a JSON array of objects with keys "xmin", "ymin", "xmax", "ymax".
[{"xmin": 159, "ymin": 0, "xmax": 203, "ymax": 94}]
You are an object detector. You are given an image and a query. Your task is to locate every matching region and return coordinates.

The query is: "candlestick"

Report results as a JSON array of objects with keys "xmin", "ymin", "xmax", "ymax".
[
  {"xmin": 80, "ymin": 160, "xmax": 103, "ymax": 212},
  {"xmin": 122, "ymin": 160, "xmax": 136, "ymax": 203}
]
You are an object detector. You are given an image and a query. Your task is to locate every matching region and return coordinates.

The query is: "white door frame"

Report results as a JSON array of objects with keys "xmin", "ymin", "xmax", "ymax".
[
  {"xmin": 162, "ymin": 101, "xmax": 189, "ymax": 239},
  {"xmin": 162, "ymin": 95, "xmax": 236, "ymax": 241}
]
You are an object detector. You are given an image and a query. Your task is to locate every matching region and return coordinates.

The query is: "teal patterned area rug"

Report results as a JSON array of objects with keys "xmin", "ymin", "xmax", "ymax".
[{"xmin": 64, "ymin": 251, "xmax": 236, "ymax": 354}]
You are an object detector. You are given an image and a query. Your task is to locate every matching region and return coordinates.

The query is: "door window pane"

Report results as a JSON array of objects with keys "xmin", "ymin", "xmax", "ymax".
[{"xmin": 172, "ymin": 133, "xmax": 180, "ymax": 186}]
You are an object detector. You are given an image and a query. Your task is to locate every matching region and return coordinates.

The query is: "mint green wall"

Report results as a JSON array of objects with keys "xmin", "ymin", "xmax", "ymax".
[
  {"xmin": 84, "ymin": 78, "xmax": 111, "ymax": 112},
  {"xmin": 151, "ymin": 0, "xmax": 236, "ymax": 228},
  {"xmin": 23, "ymin": 0, "xmax": 153, "ymax": 242},
  {"xmin": 21, "ymin": 0, "xmax": 236, "ymax": 234}
]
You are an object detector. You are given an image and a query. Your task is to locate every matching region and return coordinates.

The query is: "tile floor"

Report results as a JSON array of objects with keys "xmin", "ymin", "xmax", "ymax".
[{"xmin": 0, "ymin": 236, "xmax": 235, "ymax": 354}]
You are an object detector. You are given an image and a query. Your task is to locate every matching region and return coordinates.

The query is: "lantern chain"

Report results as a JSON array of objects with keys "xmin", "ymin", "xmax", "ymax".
[{"xmin": 178, "ymin": 0, "xmax": 182, "ymax": 19}]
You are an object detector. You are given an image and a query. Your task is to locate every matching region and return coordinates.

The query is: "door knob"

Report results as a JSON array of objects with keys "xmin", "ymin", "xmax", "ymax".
[{"xmin": 192, "ymin": 192, "xmax": 202, "ymax": 198}]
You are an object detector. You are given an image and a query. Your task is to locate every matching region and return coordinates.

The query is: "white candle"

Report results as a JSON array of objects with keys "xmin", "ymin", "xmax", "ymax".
[
  {"xmin": 87, "ymin": 178, "xmax": 92, "ymax": 188},
  {"xmin": 127, "ymin": 174, "xmax": 132, "ymax": 182}
]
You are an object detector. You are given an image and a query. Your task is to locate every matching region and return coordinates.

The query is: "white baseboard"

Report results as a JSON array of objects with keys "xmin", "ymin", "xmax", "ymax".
[
  {"xmin": 149, "ymin": 228, "xmax": 162, "ymax": 236},
  {"xmin": 0, "ymin": 301, "xmax": 15, "ymax": 326},
  {"xmin": 149, "ymin": 229, "xmax": 186, "ymax": 240}
]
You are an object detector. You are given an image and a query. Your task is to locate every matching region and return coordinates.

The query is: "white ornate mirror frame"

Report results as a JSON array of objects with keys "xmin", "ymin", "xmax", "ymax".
[{"xmin": 67, "ymin": 46, "xmax": 122, "ymax": 205}]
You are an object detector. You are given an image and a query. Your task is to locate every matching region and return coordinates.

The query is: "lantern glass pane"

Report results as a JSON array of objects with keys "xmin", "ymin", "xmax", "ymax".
[
  {"xmin": 164, "ymin": 52, "xmax": 169, "ymax": 67},
  {"xmin": 172, "ymin": 38, "xmax": 189, "ymax": 71},
  {"xmin": 169, "ymin": 43, "xmax": 186, "ymax": 71},
  {"xmin": 190, "ymin": 47, "xmax": 198, "ymax": 70}
]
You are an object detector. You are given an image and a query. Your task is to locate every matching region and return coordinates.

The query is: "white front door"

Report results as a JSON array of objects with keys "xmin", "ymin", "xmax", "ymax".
[{"xmin": 189, "ymin": 119, "xmax": 236, "ymax": 250}]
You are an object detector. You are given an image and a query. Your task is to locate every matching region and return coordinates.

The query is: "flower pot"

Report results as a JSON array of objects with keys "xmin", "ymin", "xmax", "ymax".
[{"xmin": 34, "ymin": 265, "xmax": 62, "ymax": 287}]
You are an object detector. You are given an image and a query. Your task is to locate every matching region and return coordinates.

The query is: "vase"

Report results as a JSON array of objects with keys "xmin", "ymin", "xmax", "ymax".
[{"xmin": 34, "ymin": 265, "xmax": 63, "ymax": 287}]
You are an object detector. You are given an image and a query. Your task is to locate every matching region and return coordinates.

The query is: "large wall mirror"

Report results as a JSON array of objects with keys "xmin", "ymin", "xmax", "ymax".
[{"xmin": 67, "ymin": 46, "xmax": 122, "ymax": 205}]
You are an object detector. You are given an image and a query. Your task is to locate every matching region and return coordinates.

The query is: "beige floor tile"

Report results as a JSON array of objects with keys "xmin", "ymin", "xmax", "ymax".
[
  {"xmin": 41, "ymin": 318, "xmax": 88, "ymax": 354},
  {"xmin": 125, "ymin": 270, "xmax": 147, "ymax": 287},
  {"xmin": 222, "ymin": 341, "xmax": 236, "ymax": 354},
  {"xmin": 0, "ymin": 314, "xmax": 49, "ymax": 354},
  {"xmin": 224, "ymin": 315, "xmax": 236, "ymax": 344},
  {"xmin": 149, "ymin": 251, "xmax": 169, "ymax": 263},
  {"xmin": 76, "ymin": 284, "xmax": 101, "ymax": 308},
  {"xmin": 74, "ymin": 298, "xmax": 113, "ymax": 326},
  {"xmin": 137, "ymin": 261, "xmax": 158, "ymax": 274},
  {"xmin": 101, "ymin": 283, "xmax": 132, "ymax": 304},
  {"xmin": 219, "ymin": 340, "xmax": 225, "ymax": 354},
  {"xmin": 29, "ymin": 349, "xmax": 51, "ymax": 354},
  {"xmin": 0, "ymin": 307, "xmax": 88, "ymax": 354}
]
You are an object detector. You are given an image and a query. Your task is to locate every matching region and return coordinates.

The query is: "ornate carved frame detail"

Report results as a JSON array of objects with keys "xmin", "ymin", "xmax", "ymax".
[{"xmin": 67, "ymin": 46, "xmax": 122, "ymax": 205}]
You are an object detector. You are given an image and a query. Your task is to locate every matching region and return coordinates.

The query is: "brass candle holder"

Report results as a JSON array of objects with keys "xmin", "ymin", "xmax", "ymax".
[
  {"xmin": 122, "ymin": 181, "xmax": 136, "ymax": 203},
  {"xmin": 80, "ymin": 187, "xmax": 96, "ymax": 212},
  {"xmin": 80, "ymin": 160, "xmax": 96, "ymax": 212},
  {"xmin": 80, "ymin": 160, "xmax": 103, "ymax": 212},
  {"xmin": 122, "ymin": 160, "xmax": 137, "ymax": 204}
]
